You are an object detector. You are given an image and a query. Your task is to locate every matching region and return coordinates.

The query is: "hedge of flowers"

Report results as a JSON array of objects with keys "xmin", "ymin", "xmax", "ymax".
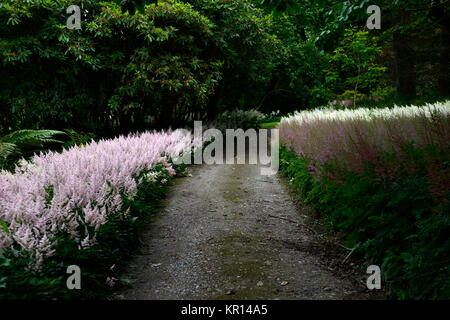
[
  {"xmin": 279, "ymin": 101, "xmax": 450, "ymax": 299},
  {"xmin": 0, "ymin": 130, "xmax": 196, "ymax": 299}
]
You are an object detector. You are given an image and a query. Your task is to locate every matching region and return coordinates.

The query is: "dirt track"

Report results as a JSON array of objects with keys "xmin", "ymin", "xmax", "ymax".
[{"xmin": 114, "ymin": 161, "xmax": 375, "ymax": 300}]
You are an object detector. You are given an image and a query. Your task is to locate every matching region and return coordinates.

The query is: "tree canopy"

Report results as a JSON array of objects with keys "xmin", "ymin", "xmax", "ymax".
[{"xmin": 1, "ymin": 0, "xmax": 449, "ymax": 135}]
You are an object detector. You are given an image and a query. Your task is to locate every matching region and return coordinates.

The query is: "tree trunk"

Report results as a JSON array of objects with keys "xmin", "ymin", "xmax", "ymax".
[
  {"xmin": 430, "ymin": 2, "xmax": 450, "ymax": 95},
  {"xmin": 393, "ymin": 11, "xmax": 416, "ymax": 97},
  {"xmin": 437, "ymin": 29, "xmax": 450, "ymax": 95}
]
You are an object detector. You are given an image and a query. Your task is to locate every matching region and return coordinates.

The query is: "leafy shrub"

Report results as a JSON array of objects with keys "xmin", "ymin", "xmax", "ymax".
[
  {"xmin": 214, "ymin": 109, "xmax": 265, "ymax": 131},
  {"xmin": 325, "ymin": 28, "xmax": 386, "ymax": 103},
  {"xmin": 0, "ymin": 0, "xmax": 223, "ymax": 133},
  {"xmin": 260, "ymin": 110, "xmax": 281, "ymax": 123},
  {"xmin": 0, "ymin": 0, "xmax": 280, "ymax": 133},
  {"xmin": 369, "ymin": 86, "xmax": 397, "ymax": 101},
  {"xmin": 280, "ymin": 146, "xmax": 450, "ymax": 299},
  {"xmin": 186, "ymin": 0, "xmax": 276, "ymax": 115},
  {"xmin": 337, "ymin": 90, "xmax": 367, "ymax": 101},
  {"xmin": 265, "ymin": 14, "xmax": 332, "ymax": 112}
]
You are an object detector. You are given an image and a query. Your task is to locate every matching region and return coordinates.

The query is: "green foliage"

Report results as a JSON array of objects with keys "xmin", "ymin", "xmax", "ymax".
[
  {"xmin": 369, "ymin": 86, "xmax": 397, "ymax": 101},
  {"xmin": 112, "ymin": 0, "xmax": 158, "ymax": 15},
  {"xmin": 326, "ymin": 28, "xmax": 386, "ymax": 104},
  {"xmin": 337, "ymin": 90, "xmax": 367, "ymax": 101},
  {"xmin": 0, "ymin": 0, "xmax": 224, "ymax": 133},
  {"xmin": 279, "ymin": 145, "xmax": 450, "ymax": 299},
  {"xmin": 260, "ymin": 0, "xmax": 450, "ymax": 102},
  {"xmin": 260, "ymin": 110, "xmax": 281, "ymax": 123},
  {"xmin": 264, "ymin": 13, "xmax": 332, "ymax": 111},
  {"xmin": 215, "ymin": 109, "xmax": 265, "ymax": 131},
  {"xmin": 257, "ymin": 0, "xmax": 372, "ymax": 50},
  {"xmin": 1, "ymin": 0, "xmax": 448, "ymax": 132},
  {"xmin": 258, "ymin": 0, "xmax": 301, "ymax": 15},
  {"xmin": 62, "ymin": 129, "xmax": 96, "ymax": 149},
  {"xmin": 260, "ymin": 121, "xmax": 278, "ymax": 129},
  {"xmin": 186, "ymin": 0, "xmax": 276, "ymax": 115},
  {"xmin": 0, "ymin": 0, "xmax": 280, "ymax": 133},
  {"xmin": 0, "ymin": 129, "xmax": 65, "ymax": 170}
]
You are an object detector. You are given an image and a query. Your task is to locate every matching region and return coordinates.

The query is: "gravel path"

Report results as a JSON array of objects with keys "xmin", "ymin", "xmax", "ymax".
[{"xmin": 115, "ymin": 162, "xmax": 371, "ymax": 300}]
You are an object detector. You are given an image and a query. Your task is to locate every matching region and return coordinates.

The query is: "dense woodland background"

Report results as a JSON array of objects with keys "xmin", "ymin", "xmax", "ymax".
[{"xmin": 1, "ymin": 0, "xmax": 449, "ymax": 136}]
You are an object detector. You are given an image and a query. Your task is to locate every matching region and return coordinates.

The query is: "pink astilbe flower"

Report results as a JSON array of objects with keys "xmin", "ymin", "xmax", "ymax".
[
  {"xmin": 0, "ymin": 130, "xmax": 195, "ymax": 268},
  {"xmin": 165, "ymin": 165, "xmax": 176, "ymax": 177}
]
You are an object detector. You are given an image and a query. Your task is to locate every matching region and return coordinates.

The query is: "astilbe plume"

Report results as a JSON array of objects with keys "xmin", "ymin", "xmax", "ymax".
[
  {"xmin": 279, "ymin": 101, "xmax": 450, "ymax": 190},
  {"xmin": 0, "ymin": 129, "xmax": 197, "ymax": 268}
]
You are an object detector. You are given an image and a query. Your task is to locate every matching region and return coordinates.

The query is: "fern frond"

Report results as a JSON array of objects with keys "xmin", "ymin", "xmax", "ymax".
[
  {"xmin": 0, "ymin": 141, "xmax": 18, "ymax": 159},
  {"xmin": 1, "ymin": 129, "xmax": 65, "ymax": 146},
  {"xmin": 0, "ymin": 129, "xmax": 65, "ymax": 170}
]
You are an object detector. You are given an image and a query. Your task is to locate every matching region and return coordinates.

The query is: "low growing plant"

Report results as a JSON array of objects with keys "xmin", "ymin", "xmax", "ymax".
[{"xmin": 279, "ymin": 145, "xmax": 450, "ymax": 299}]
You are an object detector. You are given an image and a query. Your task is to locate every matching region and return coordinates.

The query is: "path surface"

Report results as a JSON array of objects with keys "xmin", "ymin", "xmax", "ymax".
[{"xmin": 115, "ymin": 163, "xmax": 369, "ymax": 300}]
